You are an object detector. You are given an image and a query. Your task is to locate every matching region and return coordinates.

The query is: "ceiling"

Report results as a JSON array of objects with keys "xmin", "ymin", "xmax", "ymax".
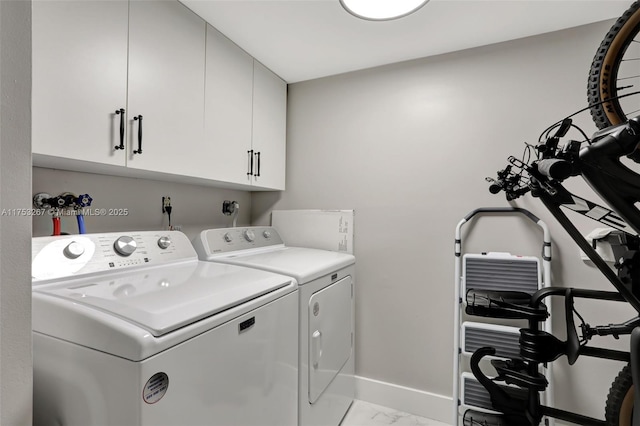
[{"xmin": 180, "ymin": 0, "xmax": 631, "ymax": 83}]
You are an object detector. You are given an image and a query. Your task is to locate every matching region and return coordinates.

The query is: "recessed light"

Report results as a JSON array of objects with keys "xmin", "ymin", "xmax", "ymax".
[{"xmin": 340, "ymin": 0, "xmax": 430, "ymax": 21}]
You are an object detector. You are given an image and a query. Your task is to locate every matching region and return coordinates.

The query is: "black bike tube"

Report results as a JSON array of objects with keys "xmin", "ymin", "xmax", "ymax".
[
  {"xmin": 631, "ymin": 327, "xmax": 640, "ymax": 426},
  {"xmin": 530, "ymin": 287, "xmax": 631, "ymax": 361},
  {"xmin": 540, "ymin": 406, "xmax": 606, "ymax": 426},
  {"xmin": 539, "ymin": 192, "xmax": 640, "ymax": 313},
  {"xmin": 532, "ymin": 287, "xmax": 625, "ymax": 305},
  {"xmin": 580, "ymin": 346, "xmax": 630, "ymax": 362}
]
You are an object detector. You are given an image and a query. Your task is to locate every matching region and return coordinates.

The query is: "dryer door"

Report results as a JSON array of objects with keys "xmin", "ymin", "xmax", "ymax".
[{"xmin": 308, "ymin": 276, "xmax": 353, "ymax": 404}]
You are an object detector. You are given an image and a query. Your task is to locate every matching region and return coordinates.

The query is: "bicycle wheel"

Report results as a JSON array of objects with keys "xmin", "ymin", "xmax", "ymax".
[
  {"xmin": 588, "ymin": 1, "xmax": 640, "ymax": 129},
  {"xmin": 605, "ymin": 364, "xmax": 634, "ymax": 426}
]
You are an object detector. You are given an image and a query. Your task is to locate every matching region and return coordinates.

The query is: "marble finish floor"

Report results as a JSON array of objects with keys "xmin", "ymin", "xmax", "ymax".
[{"xmin": 340, "ymin": 400, "xmax": 452, "ymax": 426}]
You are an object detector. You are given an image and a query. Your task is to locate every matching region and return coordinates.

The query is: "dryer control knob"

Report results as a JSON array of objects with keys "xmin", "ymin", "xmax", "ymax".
[
  {"xmin": 263, "ymin": 230, "xmax": 272, "ymax": 239},
  {"xmin": 114, "ymin": 236, "xmax": 137, "ymax": 256},
  {"xmin": 243, "ymin": 229, "xmax": 255, "ymax": 242},
  {"xmin": 63, "ymin": 241, "xmax": 85, "ymax": 259},
  {"xmin": 223, "ymin": 232, "xmax": 233, "ymax": 242},
  {"xmin": 157, "ymin": 236, "xmax": 171, "ymax": 249}
]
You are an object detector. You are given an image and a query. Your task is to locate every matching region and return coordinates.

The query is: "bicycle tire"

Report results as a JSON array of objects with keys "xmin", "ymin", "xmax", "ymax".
[
  {"xmin": 605, "ymin": 364, "xmax": 634, "ymax": 426},
  {"xmin": 588, "ymin": 1, "xmax": 640, "ymax": 129}
]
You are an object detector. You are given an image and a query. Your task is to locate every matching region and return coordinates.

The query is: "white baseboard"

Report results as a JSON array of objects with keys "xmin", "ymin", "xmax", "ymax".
[{"xmin": 354, "ymin": 375, "xmax": 452, "ymax": 424}]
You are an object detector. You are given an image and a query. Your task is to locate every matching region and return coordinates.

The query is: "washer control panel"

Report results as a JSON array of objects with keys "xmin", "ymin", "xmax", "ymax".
[
  {"xmin": 32, "ymin": 230, "xmax": 195, "ymax": 283},
  {"xmin": 243, "ymin": 229, "xmax": 255, "ymax": 242},
  {"xmin": 114, "ymin": 236, "xmax": 137, "ymax": 256},
  {"xmin": 199, "ymin": 227, "xmax": 284, "ymax": 256}
]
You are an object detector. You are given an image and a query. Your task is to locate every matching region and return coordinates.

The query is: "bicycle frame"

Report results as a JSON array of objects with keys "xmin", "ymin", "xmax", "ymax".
[
  {"xmin": 476, "ymin": 116, "xmax": 640, "ymax": 426},
  {"xmin": 540, "ymin": 117, "xmax": 640, "ymax": 312}
]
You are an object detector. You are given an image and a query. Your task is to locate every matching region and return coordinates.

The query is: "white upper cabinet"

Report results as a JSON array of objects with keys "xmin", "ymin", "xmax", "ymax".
[
  {"xmin": 204, "ymin": 28, "xmax": 288, "ymax": 190},
  {"xmin": 204, "ymin": 25, "xmax": 254, "ymax": 186},
  {"xmin": 126, "ymin": 1, "xmax": 206, "ymax": 176},
  {"xmin": 252, "ymin": 61, "xmax": 287, "ymax": 190},
  {"xmin": 32, "ymin": 0, "xmax": 129, "ymax": 166},
  {"xmin": 32, "ymin": 0, "xmax": 286, "ymax": 190}
]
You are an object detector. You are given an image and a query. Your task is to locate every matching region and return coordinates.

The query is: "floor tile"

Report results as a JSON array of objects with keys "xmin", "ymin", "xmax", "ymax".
[{"xmin": 341, "ymin": 400, "xmax": 452, "ymax": 426}]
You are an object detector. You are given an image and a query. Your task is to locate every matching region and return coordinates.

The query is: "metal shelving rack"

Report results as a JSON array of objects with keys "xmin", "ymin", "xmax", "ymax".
[{"xmin": 453, "ymin": 207, "xmax": 553, "ymax": 426}]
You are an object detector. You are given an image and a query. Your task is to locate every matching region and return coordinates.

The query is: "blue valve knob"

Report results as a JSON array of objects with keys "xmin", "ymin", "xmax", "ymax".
[{"xmin": 77, "ymin": 194, "xmax": 92, "ymax": 207}]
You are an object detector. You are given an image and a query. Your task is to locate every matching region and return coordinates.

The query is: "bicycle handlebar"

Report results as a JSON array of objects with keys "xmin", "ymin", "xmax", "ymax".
[
  {"xmin": 489, "ymin": 116, "xmax": 640, "ymax": 203},
  {"xmin": 581, "ymin": 116, "xmax": 640, "ymax": 159},
  {"xmin": 536, "ymin": 159, "xmax": 572, "ymax": 180}
]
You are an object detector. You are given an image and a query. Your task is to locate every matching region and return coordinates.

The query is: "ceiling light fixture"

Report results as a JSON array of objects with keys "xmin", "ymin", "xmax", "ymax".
[{"xmin": 339, "ymin": 0, "xmax": 430, "ymax": 21}]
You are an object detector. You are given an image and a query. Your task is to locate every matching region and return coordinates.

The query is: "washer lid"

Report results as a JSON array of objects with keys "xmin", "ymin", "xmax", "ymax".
[
  {"xmin": 33, "ymin": 261, "xmax": 293, "ymax": 337},
  {"xmin": 222, "ymin": 247, "xmax": 355, "ymax": 284}
]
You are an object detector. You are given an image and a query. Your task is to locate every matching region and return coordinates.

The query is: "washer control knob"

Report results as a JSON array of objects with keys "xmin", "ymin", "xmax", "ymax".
[
  {"xmin": 263, "ymin": 230, "xmax": 272, "ymax": 239},
  {"xmin": 114, "ymin": 236, "xmax": 137, "ymax": 256},
  {"xmin": 157, "ymin": 236, "xmax": 171, "ymax": 249},
  {"xmin": 243, "ymin": 229, "xmax": 255, "ymax": 242},
  {"xmin": 63, "ymin": 241, "xmax": 85, "ymax": 259},
  {"xmin": 223, "ymin": 232, "xmax": 233, "ymax": 243}
]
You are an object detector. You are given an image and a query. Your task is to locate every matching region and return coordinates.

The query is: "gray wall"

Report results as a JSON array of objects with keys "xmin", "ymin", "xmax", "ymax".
[
  {"xmin": 32, "ymin": 167, "xmax": 252, "ymax": 240},
  {"xmin": 0, "ymin": 1, "xmax": 33, "ymax": 424},
  {"xmin": 252, "ymin": 20, "xmax": 635, "ymax": 419}
]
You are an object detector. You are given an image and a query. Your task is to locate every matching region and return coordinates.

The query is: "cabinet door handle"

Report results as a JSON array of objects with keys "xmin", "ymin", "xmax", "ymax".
[
  {"xmin": 133, "ymin": 115, "xmax": 143, "ymax": 154},
  {"xmin": 255, "ymin": 151, "xmax": 261, "ymax": 177},
  {"xmin": 115, "ymin": 108, "xmax": 125, "ymax": 150},
  {"xmin": 247, "ymin": 149, "xmax": 254, "ymax": 176}
]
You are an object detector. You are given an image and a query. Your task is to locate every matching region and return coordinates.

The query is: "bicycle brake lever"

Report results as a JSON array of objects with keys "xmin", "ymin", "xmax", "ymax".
[
  {"xmin": 553, "ymin": 118, "xmax": 573, "ymax": 139},
  {"xmin": 485, "ymin": 177, "xmax": 503, "ymax": 194},
  {"xmin": 508, "ymin": 156, "xmax": 527, "ymax": 169}
]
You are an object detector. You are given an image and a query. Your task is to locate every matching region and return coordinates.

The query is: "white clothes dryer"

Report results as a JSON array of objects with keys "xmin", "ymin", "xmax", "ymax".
[
  {"xmin": 32, "ymin": 230, "xmax": 298, "ymax": 426},
  {"xmin": 193, "ymin": 226, "xmax": 356, "ymax": 426}
]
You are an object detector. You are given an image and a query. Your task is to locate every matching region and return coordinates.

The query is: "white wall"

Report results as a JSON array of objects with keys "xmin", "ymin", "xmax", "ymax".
[
  {"xmin": 0, "ymin": 1, "xmax": 33, "ymax": 424},
  {"xmin": 32, "ymin": 167, "xmax": 252, "ymax": 240},
  {"xmin": 252, "ymin": 20, "xmax": 634, "ymax": 422}
]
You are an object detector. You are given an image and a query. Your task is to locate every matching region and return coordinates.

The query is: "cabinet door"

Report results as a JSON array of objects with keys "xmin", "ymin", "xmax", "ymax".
[
  {"xmin": 204, "ymin": 25, "xmax": 254, "ymax": 186},
  {"xmin": 32, "ymin": 0, "xmax": 128, "ymax": 166},
  {"xmin": 126, "ymin": 1, "xmax": 206, "ymax": 176},
  {"xmin": 252, "ymin": 61, "xmax": 287, "ymax": 190}
]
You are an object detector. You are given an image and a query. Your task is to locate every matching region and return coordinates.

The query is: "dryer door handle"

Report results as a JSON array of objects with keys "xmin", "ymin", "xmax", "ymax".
[{"xmin": 311, "ymin": 330, "xmax": 322, "ymax": 369}]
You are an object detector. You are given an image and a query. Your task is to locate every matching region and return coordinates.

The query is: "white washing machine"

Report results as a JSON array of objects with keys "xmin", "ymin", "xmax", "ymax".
[
  {"xmin": 193, "ymin": 226, "xmax": 356, "ymax": 426},
  {"xmin": 31, "ymin": 230, "xmax": 298, "ymax": 426}
]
